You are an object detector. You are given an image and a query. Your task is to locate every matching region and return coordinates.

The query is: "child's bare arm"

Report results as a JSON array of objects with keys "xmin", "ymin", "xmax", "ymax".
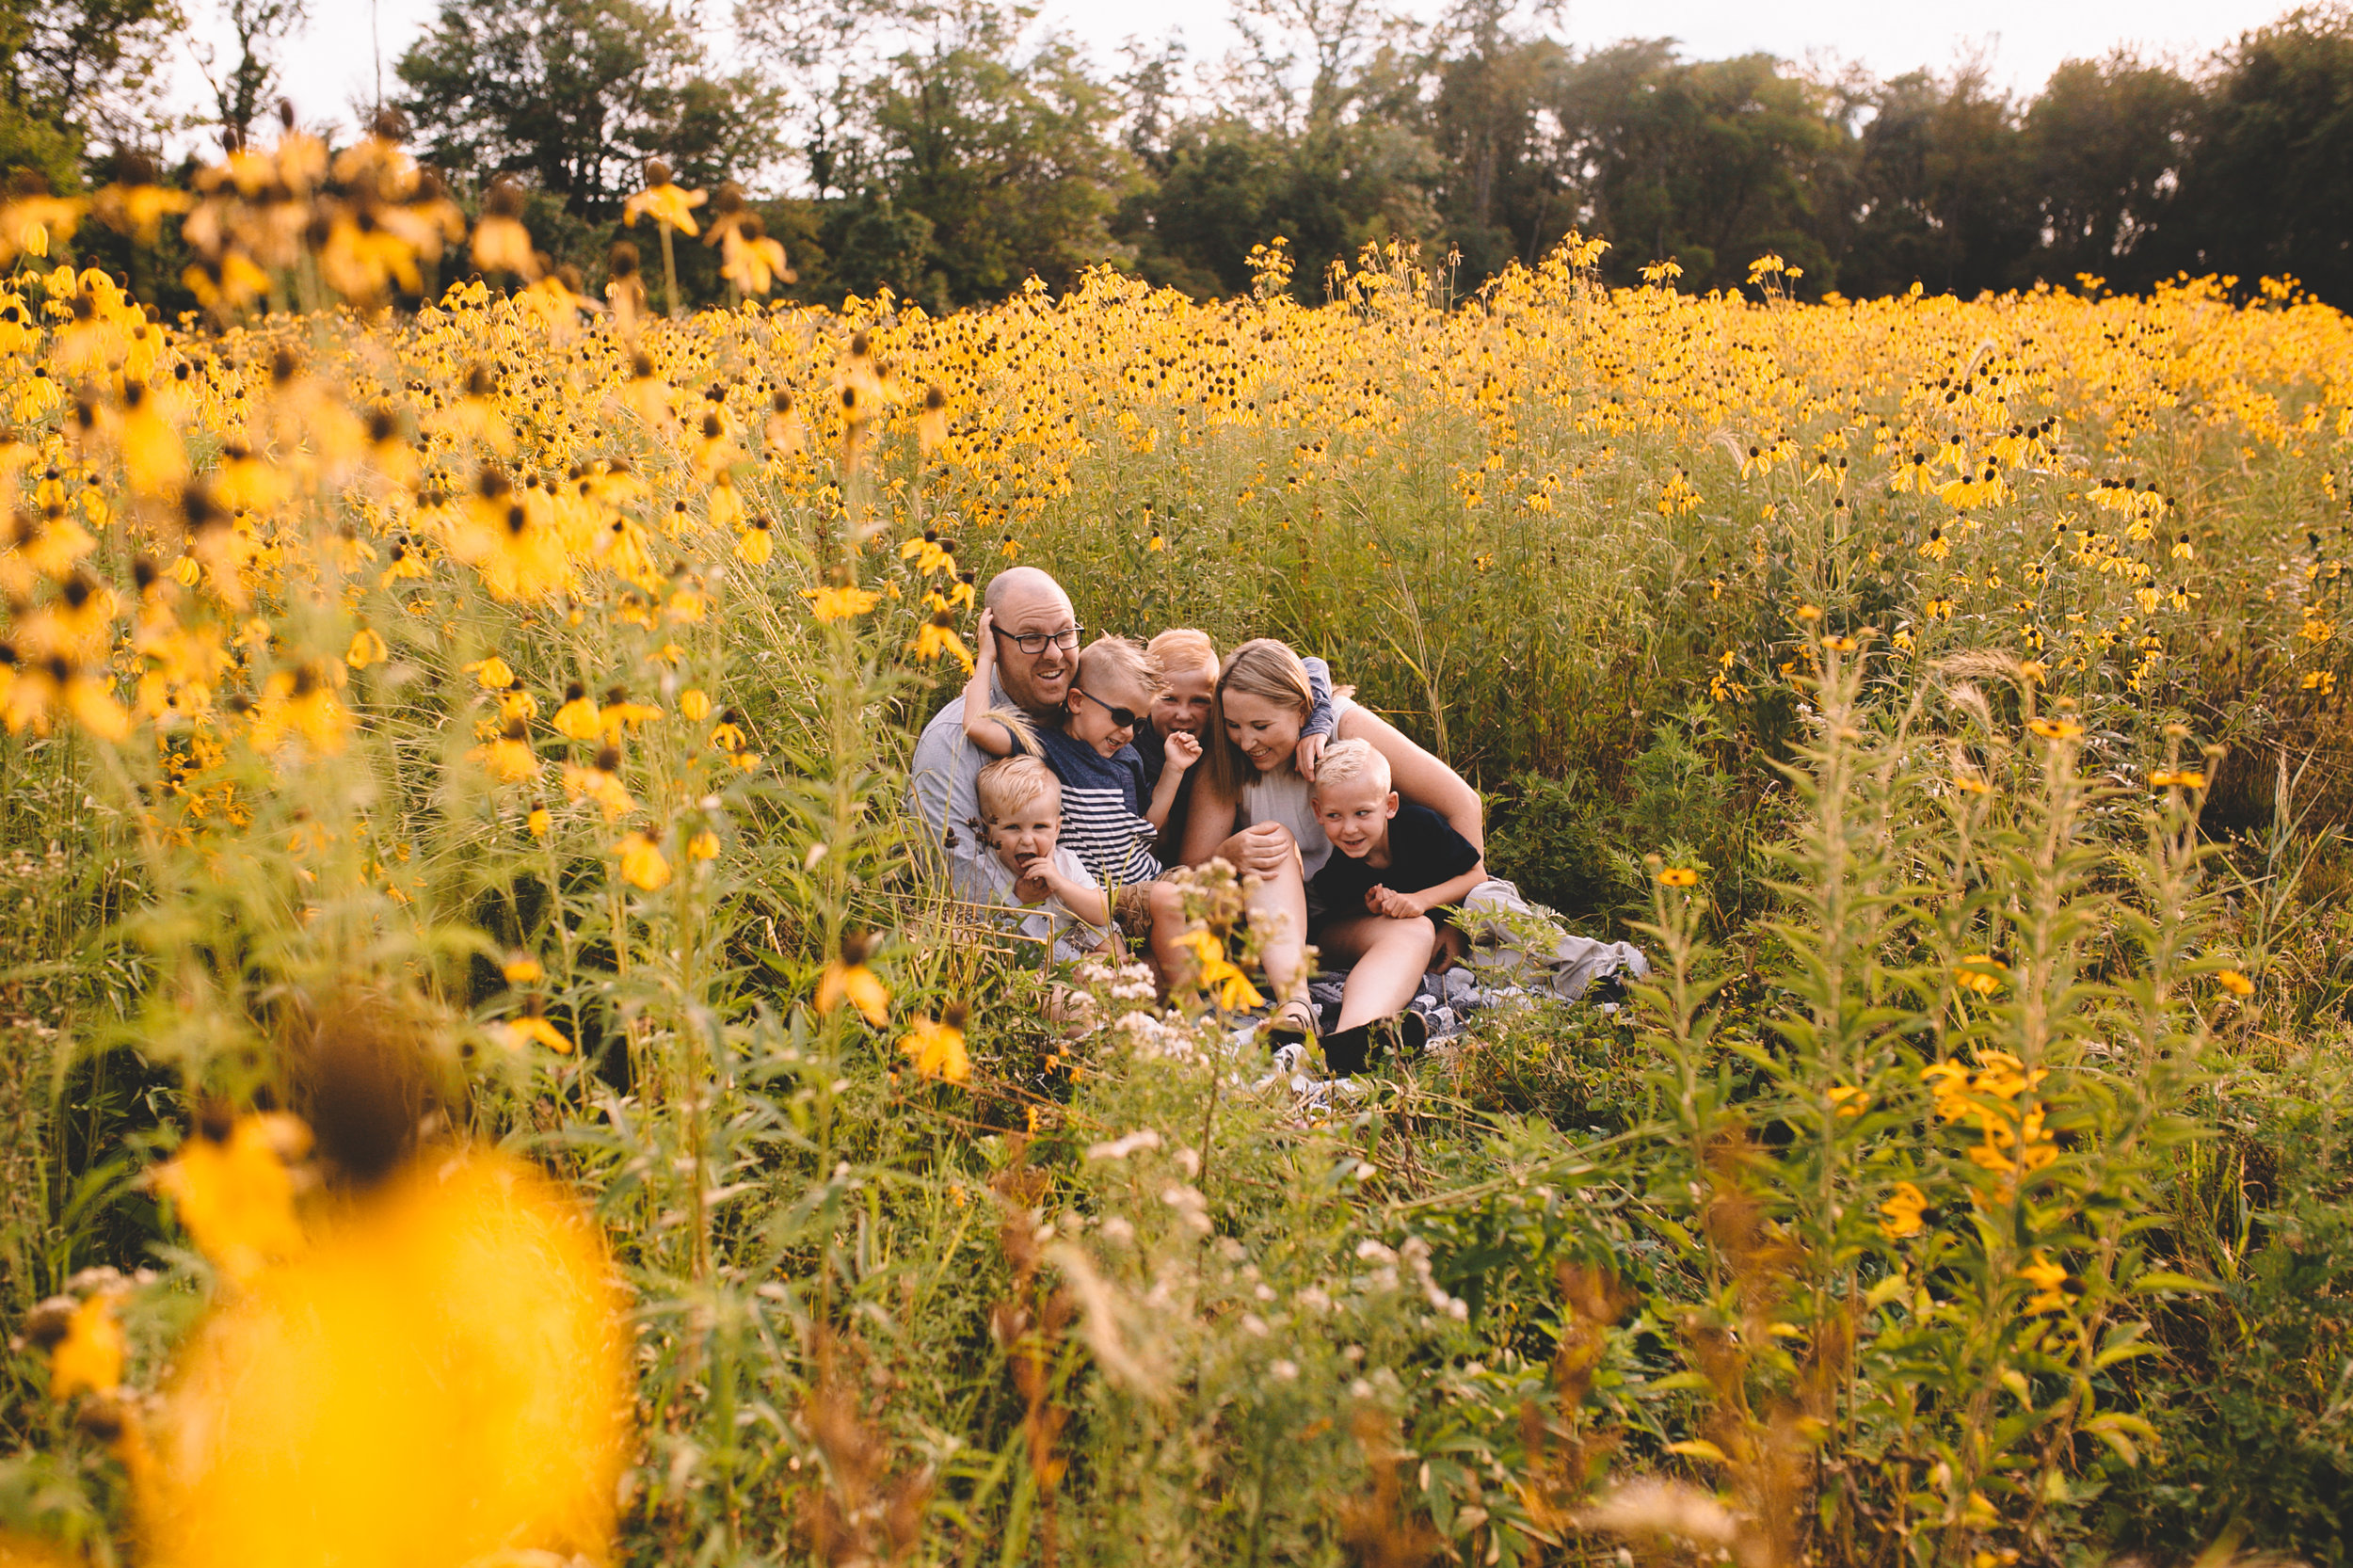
[
  {"xmin": 1369, "ymin": 859, "xmax": 1487, "ymax": 920},
  {"xmin": 961, "ymin": 611, "xmax": 1016, "ymax": 756},
  {"xmin": 1042, "ymin": 869, "xmax": 1112, "ymax": 929},
  {"xmin": 1143, "ymin": 731, "xmax": 1201, "ymax": 828}
]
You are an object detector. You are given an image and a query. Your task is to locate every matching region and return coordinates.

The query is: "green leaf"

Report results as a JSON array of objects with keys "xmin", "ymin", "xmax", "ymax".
[{"xmin": 2127, "ymin": 1270, "xmax": 2215, "ymax": 1295}]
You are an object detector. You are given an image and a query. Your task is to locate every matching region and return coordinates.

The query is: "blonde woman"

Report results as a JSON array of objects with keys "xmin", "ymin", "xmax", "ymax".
[{"xmin": 1177, "ymin": 639, "xmax": 1484, "ymax": 1053}]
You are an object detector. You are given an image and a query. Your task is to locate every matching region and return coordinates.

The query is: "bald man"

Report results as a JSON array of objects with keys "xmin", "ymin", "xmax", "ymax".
[{"xmin": 908, "ymin": 566, "xmax": 1081, "ymax": 860}]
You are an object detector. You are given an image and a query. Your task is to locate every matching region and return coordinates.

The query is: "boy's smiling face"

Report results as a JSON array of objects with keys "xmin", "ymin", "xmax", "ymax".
[
  {"xmin": 987, "ymin": 792, "xmax": 1061, "ymax": 873},
  {"xmin": 1067, "ymin": 668, "xmax": 1150, "ymax": 758},
  {"xmin": 1152, "ymin": 662, "xmax": 1215, "ymax": 738},
  {"xmin": 1311, "ymin": 775, "xmax": 1398, "ymax": 860}
]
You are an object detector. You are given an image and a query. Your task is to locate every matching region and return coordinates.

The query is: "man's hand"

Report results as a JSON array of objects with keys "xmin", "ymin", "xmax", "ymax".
[
  {"xmin": 1163, "ymin": 729, "xmax": 1202, "ymax": 774},
  {"xmin": 1368, "ymin": 885, "xmax": 1428, "ymax": 920},
  {"xmin": 1219, "ymin": 824, "xmax": 1294, "ymax": 879},
  {"xmin": 1294, "ymin": 731, "xmax": 1326, "ymax": 780}
]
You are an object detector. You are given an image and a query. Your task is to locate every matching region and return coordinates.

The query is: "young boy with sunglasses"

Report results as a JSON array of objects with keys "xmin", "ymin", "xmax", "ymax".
[{"xmin": 965, "ymin": 617, "xmax": 1193, "ymax": 888}]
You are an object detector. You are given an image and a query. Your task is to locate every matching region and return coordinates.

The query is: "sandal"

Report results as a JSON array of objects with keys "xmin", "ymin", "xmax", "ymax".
[{"xmin": 1262, "ymin": 997, "xmax": 1318, "ymax": 1048}]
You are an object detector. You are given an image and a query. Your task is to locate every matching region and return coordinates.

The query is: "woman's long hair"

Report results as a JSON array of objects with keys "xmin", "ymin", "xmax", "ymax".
[{"xmin": 1203, "ymin": 638, "xmax": 1315, "ymax": 800}]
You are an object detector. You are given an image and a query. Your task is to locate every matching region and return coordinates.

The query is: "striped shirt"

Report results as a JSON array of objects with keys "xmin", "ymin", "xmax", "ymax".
[{"xmin": 1033, "ymin": 727, "xmax": 1162, "ymax": 886}]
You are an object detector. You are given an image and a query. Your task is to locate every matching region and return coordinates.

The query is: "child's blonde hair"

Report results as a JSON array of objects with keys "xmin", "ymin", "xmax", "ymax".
[
  {"xmin": 976, "ymin": 755, "xmax": 1059, "ymax": 824},
  {"xmin": 1075, "ymin": 633, "xmax": 1160, "ymax": 697},
  {"xmin": 1146, "ymin": 628, "xmax": 1218, "ymax": 680},
  {"xmin": 1309, "ymin": 737, "xmax": 1391, "ymax": 796}
]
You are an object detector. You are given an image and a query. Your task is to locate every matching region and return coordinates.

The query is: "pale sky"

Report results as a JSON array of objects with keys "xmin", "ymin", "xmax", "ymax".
[{"xmin": 172, "ymin": 0, "xmax": 2303, "ymax": 153}]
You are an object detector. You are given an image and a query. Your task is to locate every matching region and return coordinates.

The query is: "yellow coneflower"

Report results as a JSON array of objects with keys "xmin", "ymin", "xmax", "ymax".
[
  {"xmin": 917, "ymin": 384, "xmax": 949, "ymax": 454},
  {"xmin": 816, "ymin": 930, "xmax": 889, "ymax": 1026},
  {"xmin": 1174, "ymin": 930, "xmax": 1264, "ymax": 1012},
  {"xmin": 470, "ymin": 177, "xmax": 538, "ymax": 280},
  {"xmin": 719, "ymin": 217, "xmax": 792, "ymax": 296},
  {"xmin": 2147, "ymin": 769, "xmax": 2207, "ymax": 790},
  {"xmin": 613, "ymin": 831, "xmax": 670, "ymax": 891},
  {"xmin": 900, "ymin": 528, "xmax": 954, "ymax": 575},
  {"xmin": 2025, "ymin": 716, "xmax": 2083, "ymax": 741},
  {"xmin": 30, "ymin": 1290, "xmax": 125, "ymax": 1400},
  {"xmin": 807, "ymin": 584, "xmax": 880, "ymax": 622},
  {"xmin": 117, "ymin": 377, "xmax": 186, "ymax": 496},
  {"xmin": 378, "ymin": 538, "xmax": 431, "ymax": 586},
  {"xmin": 501, "ymin": 952, "xmax": 543, "ymax": 984},
  {"xmin": 595, "ymin": 686, "xmax": 660, "ymax": 741},
  {"xmin": 1953, "ymin": 955, "xmax": 2008, "ymax": 996},
  {"xmin": 706, "ymin": 476, "xmax": 743, "ymax": 531},
  {"xmin": 763, "ymin": 390, "xmax": 801, "ymax": 456},
  {"xmin": 899, "ymin": 1004, "xmax": 970, "ymax": 1083},
  {"xmin": 910, "ymin": 609, "xmax": 972, "ymax": 671},
  {"xmin": 450, "ymin": 465, "xmax": 568, "ymax": 601},
  {"xmin": 735, "ymin": 515, "xmax": 774, "ymax": 565},
  {"xmin": 1877, "ymin": 1182, "xmax": 1928, "ymax": 1240},
  {"xmin": 463, "ymin": 654, "xmax": 515, "ymax": 690},
  {"xmin": 497, "ymin": 994, "xmax": 572, "ymax": 1054},
  {"xmin": 344, "ymin": 628, "xmax": 388, "ymax": 669},
  {"xmin": 3, "ymin": 651, "xmax": 131, "ymax": 741},
  {"xmin": 2216, "ymin": 968, "xmax": 2254, "ymax": 997},
  {"xmin": 149, "ymin": 1108, "xmax": 311, "ymax": 1284},
  {"xmin": 1657, "ymin": 866, "xmax": 1700, "ymax": 888},
  {"xmin": 1827, "ymin": 1085, "xmax": 1870, "ymax": 1118},
  {"xmin": 21, "ymin": 569, "xmax": 116, "ymax": 659},
  {"xmin": 686, "ymin": 829, "xmax": 720, "ymax": 861},
  {"xmin": 137, "ymin": 1147, "xmax": 628, "ymax": 1568},
  {"xmin": 92, "ymin": 152, "xmax": 193, "ymax": 243},
  {"xmin": 690, "ymin": 407, "xmax": 734, "ymax": 478},
  {"xmin": 249, "ymin": 665, "xmax": 348, "ymax": 755},
  {"xmin": 552, "ymin": 681, "xmax": 600, "ymax": 741},
  {"xmin": 561, "ymin": 747, "xmax": 634, "ymax": 823},
  {"xmin": 2019, "ymin": 1253, "xmax": 2072, "ymax": 1315},
  {"xmin": 468, "ymin": 718, "xmax": 539, "ymax": 783},
  {"xmin": 621, "ymin": 161, "xmax": 705, "ymax": 236}
]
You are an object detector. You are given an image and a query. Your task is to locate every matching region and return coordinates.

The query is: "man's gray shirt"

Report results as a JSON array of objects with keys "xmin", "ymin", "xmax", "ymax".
[{"xmin": 907, "ymin": 671, "xmax": 1011, "ymax": 868}]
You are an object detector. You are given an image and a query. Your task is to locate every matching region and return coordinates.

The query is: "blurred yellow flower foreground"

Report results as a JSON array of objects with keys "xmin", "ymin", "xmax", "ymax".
[{"xmin": 138, "ymin": 1149, "xmax": 629, "ymax": 1568}]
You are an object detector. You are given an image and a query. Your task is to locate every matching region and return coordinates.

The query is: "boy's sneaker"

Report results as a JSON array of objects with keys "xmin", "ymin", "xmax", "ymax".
[{"xmin": 1320, "ymin": 1010, "xmax": 1429, "ymax": 1077}]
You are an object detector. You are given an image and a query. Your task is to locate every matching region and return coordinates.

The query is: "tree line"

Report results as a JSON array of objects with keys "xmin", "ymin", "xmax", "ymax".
[{"xmin": 6, "ymin": 0, "xmax": 2352, "ymax": 310}]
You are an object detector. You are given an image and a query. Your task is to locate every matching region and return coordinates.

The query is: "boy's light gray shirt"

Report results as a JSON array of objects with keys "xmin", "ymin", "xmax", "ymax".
[
  {"xmin": 951, "ymin": 845, "xmax": 1108, "ymax": 963},
  {"xmin": 908, "ymin": 670, "xmax": 1009, "ymax": 867}
]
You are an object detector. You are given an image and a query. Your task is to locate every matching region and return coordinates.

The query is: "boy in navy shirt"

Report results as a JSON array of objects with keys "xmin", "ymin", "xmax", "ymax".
[
  {"xmin": 1307, "ymin": 739, "xmax": 1485, "ymax": 1073},
  {"xmin": 1308, "ymin": 740, "xmax": 1486, "ymax": 922}
]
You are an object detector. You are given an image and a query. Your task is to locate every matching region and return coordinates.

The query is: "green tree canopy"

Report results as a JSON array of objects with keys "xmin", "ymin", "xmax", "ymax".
[{"xmin": 396, "ymin": 0, "xmax": 781, "ymax": 218}]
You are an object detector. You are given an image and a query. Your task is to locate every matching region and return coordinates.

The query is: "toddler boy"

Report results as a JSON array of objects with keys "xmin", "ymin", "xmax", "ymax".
[
  {"xmin": 966, "ymin": 626, "xmax": 1190, "ymax": 887},
  {"xmin": 953, "ymin": 756, "xmax": 1113, "ymax": 964}
]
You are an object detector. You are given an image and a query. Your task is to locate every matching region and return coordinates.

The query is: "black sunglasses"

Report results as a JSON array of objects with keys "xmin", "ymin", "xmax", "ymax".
[
  {"xmin": 1072, "ymin": 687, "xmax": 1142, "ymax": 731},
  {"xmin": 990, "ymin": 622, "xmax": 1082, "ymax": 656}
]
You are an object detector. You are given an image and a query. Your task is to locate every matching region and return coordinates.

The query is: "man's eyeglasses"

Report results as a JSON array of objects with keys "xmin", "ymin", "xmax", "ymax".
[
  {"xmin": 990, "ymin": 623, "xmax": 1082, "ymax": 656},
  {"xmin": 1072, "ymin": 687, "xmax": 1141, "ymax": 731}
]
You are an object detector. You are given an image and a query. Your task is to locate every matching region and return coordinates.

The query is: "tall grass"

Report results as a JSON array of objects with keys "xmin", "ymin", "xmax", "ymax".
[{"xmin": 0, "ymin": 134, "xmax": 2347, "ymax": 1565}]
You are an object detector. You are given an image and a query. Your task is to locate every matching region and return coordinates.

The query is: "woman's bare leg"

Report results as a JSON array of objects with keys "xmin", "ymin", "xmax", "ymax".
[
  {"xmin": 1239, "ymin": 855, "xmax": 1309, "ymax": 1005},
  {"xmin": 1318, "ymin": 913, "xmax": 1437, "ymax": 1030},
  {"xmin": 1150, "ymin": 830, "xmax": 1311, "ymax": 1007}
]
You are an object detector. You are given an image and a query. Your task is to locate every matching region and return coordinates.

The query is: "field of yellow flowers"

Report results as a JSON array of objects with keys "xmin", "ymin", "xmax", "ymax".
[{"xmin": 1, "ymin": 127, "xmax": 2350, "ymax": 1567}]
